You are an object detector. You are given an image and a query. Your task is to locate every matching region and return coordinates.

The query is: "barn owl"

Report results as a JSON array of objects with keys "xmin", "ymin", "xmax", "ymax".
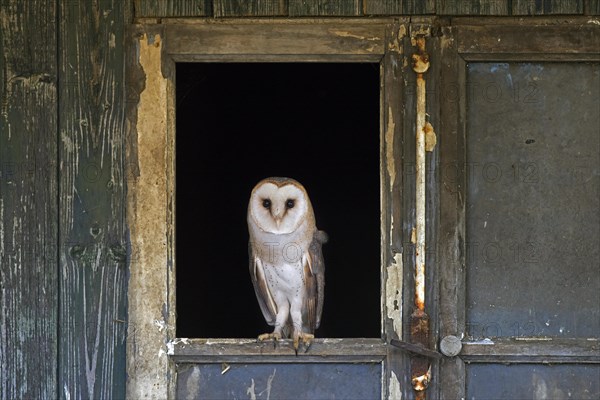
[{"xmin": 247, "ymin": 177, "xmax": 327, "ymax": 352}]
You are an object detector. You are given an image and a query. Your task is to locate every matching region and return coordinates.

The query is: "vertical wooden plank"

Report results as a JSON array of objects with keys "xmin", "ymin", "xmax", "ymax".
[
  {"xmin": 125, "ymin": 29, "xmax": 176, "ymax": 399},
  {"xmin": 289, "ymin": 0, "xmax": 362, "ymax": 16},
  {"xmin": 135, "ymin": 0, "xmax": 210, "ymax": 17},
  {"xmin": 380, "ymin": 20, "xmax": 413, "ymax": 400},
  {"xmin": 513, "ymin": 0, "xmax": 583, "ymax": 14},
  {"xmin": 58, "ymin": 0, "xmax": 129, "ymax": 398},
  {"xmin": 437, "ymin": 24, "xmax": 467, "ymax": 400},
  {"xmin": 587, "ymin": 0, "xmax": 600, "ymax": 14},
  {"xmin": 364, "ymin": 0, "xmax": 436, "ymax": 15},
  {"xmin": 425, "ymin": 31, "xmax": 441, "ymax": 396},
  {"xmin": 0, "ymin": 1, "xmax": 58, "ymax": 399},
  {"xmin": 214, "ymin": 0, "xmax": 287, "ymax": 16},
  {"xmin": 436, "ymin": 0, "xmax": 509, "ymax": 15}
]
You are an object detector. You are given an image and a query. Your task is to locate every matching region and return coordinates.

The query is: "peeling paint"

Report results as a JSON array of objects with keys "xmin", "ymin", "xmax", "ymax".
[
  {"xmin": 166, "ymin": 337, "xmax": 191, "ymax": 355},
  {"xmin": 413, "ymin": 36, "xmax": 429, "ymax": 312},
  {"xmin": 259, "ymin": 369, "xmax": 277, "ymax": 400},
  {"xmin": 387, "ymin": 24, "xmax": 405, "ymax": 53},
  {"xmin": 411, "ymin": 35, "xmax": 432, "ymax": 399},
  {"xmin": 186, "ymin": 366, "xmax": 201, "ymax": 400},
  {"xmin": 424, "ymin": 122, "xmax": 436, "ymax": 152},
  {"xmin": 386, "ymin": 106, "xmax": 396, "ymax": 188},
  {"xmin": 247, "ymin": 379, "xmax": 257, "ymax": 400},
  {"xmin": 126, "ymin": 32, "xmax": 173, "ymax": 400},
  {"xmin": 330, "ymin": 30, "xmax": 381, "ymax": 41},
  {"xmin": 386, "ymin": 253, "xmax": 403, "ymax": 336},
  {"xmin": 388, "ymin": 370, "xmax": 402, "ymax": 400}
]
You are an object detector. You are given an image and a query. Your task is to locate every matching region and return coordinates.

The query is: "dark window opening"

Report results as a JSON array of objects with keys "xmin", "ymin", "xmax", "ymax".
[{"xmin": 176, "ymin": 63, "xmax": 380, "ymax": 338}]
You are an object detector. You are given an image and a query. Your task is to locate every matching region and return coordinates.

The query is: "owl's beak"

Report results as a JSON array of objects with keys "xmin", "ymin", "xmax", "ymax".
[{"xmin": 272, "ymin": 207, "xmax": 284, "ymax": 227}]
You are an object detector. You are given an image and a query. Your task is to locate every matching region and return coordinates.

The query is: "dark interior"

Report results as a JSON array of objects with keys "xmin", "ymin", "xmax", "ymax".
[{"xmin": 175, "ymin": 63, "xmax": 381, "ymax": 338}]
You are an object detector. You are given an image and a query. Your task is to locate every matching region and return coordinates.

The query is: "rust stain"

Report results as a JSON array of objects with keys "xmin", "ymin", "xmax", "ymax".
[
  {"xmin": 411, "ymin": 35, "xmax": 431, "ymax": 399},
  {"xmin": 424, "ymin": 122, "xmax": 436, "ymax": 152},
  {"xmin": 410, "ymin": 308, "xmax": 431, "ymax": 394},
  {"xmin": 413, "ymin": 36, "xmax": 429, "ymax": 314},
  {"xmin": 411, "ymin": 367, "xmax": 431, "ymax": 391}
]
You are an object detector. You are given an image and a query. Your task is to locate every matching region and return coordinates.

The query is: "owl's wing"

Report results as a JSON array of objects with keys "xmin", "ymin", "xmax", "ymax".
[
  {"xmin": 249, "ymin": 242, "xmax": 277, "ymax": 326},
  {"xmin": 304, "ymin": 230, "xmax": 328, "ymax": 331}
]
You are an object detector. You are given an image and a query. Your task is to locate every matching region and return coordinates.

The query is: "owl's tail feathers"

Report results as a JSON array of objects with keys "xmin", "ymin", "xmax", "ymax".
[{"xmin": 315, "ymin": 230, "xmax": 329, "ymax": 244}]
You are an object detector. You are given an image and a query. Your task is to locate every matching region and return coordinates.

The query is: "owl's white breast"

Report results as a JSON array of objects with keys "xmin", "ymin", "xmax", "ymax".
[
  {"xmin": 249, "ymin": 218, "xmax": 313, "ymax": 267},
  {"xmin": 262, "ymin": 260, "xmax": 305, "ymax": 300}
]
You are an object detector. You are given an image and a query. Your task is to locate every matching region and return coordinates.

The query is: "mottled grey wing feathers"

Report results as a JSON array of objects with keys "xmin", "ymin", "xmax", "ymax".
[
  {"xmin": 249, "ymin": 242, "xmax": 277, "ymax": 326},
  {"xmin": 304, "ymin": 230, "xmax": 327, "ymax": 331}
]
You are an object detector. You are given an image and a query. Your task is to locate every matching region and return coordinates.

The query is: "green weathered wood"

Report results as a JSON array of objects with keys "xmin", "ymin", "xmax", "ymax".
[
  {"xmin": 512, "ymin": 0, "xmax": 583, "ymax": 15},
  {"xmin": 135, "ymin": 0, "xmax": 209, "ymax": 17},
  {"xmin": 214, "ymin": 0, "xmax": 287, "ymax": 16},
  {"xmin": 364, "ymin": 0, "xmax": 436, "ymax": 15},
  {"xmin": 0, "ymin": 0, "xmax": 58, "ymax": 399},
  {"xmin": 58, "ymin": 0, "xmax": 129, "ymax": 398},
  {"xmin": 436, "ymin": 0, "xmax": 509, "ymax": 15},
  {"xmin": 289, "ymin": 0, "xmax": 362, "ymax": 16},
  {"xmin": 588, "ymin": 0, "xmax": 600, "ymax": 14}
]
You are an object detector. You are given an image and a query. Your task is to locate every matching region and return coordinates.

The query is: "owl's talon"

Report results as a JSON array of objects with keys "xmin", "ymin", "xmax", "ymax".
[
  {"xmin": 257, "ymin": 332, "xmax": 281, "ymax": 345},
  {"xmin": 293, "ymin": 332, "xmax": 314, "ymax": 354}
]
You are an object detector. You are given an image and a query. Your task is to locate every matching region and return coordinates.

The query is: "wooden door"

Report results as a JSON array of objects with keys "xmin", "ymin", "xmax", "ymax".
[{"xmin": 438, "ymin": 19, "xmax": 600, "ymax": 399}]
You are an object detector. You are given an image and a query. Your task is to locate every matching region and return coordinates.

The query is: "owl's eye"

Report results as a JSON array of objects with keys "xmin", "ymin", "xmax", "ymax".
[
  {"xmin": 286, "ymin": 199, "xmax": 295, "ymax": 209},
  {"xmin": 262, "ymin": 199, "xmax": 271, "ymax": 209}
]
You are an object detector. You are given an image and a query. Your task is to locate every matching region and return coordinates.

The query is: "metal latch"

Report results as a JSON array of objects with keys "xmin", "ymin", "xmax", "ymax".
[
  {"xmin": 390, "ymin": 334, "xmax": 463, "ymax": 359},
  {"xmin": 390, "ymin": 339, "xmax": 442, "ymax": 359}
]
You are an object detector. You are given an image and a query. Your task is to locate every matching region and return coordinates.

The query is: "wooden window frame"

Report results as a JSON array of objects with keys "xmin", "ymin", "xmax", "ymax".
[
  {"xmin": 126, "ymin": 18, "xmax": 412, "ymax": 399},
  {"xmin": 437, "ymin": 17, "xmax": 600, "ymax": 400}
]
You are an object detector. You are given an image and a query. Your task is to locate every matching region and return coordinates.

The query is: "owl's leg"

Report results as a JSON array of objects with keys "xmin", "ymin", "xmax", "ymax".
[
  {"xmin": 290, "ymin": 301, "xmax": 314, "ymax": 353},
  {"xmin": 258, "ymin": 300, "xmax": 289, "ymax": 345}
]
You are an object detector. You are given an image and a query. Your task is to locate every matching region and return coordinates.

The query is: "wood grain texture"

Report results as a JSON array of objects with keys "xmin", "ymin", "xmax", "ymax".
[
  {"xmin": 456, "ymin": 23, "xmax": 600, "ymax": 58},
  {"xmin": 58, "ymin": 0, "xmax": 129, "ymax": 398},
  {"xmin": 461, "ymin": 338, "xmax": 600, "ymax": 363},
  {"xmin": 587, "ymin": 0, "xmax": 600, "ymax": 14},
  {"xmin": 289, "ymin": 0, "xmax": 362, "ymax": 16},
  {"xmin": 214, "ymin": 0, "xmax": 287, "ymax": 16},
  {"xmin": 170, "ymin": 338, "xmax": 387, "ymax": 363},
  {"xmin": 164, "ymin": 21, "xmax": 388, "ymax": 61},
  {"xmin": 379, "ymin": 21, "xmax": 411, "ymax": 400},
  {"xmin": 512, "ymin": 0, "xmax": 583, "ymax": 15},
  {"xmin": 437, "ymin": 25, "xmax": 467, "ymax": 400},
  {"xmin": 364, "ymin": 0, "xmax": 436, "ymax": 15},
  {"xmin": 135, "ymin": 0, "xmax": 209, "ymax": 17},
  {"xmin": 0, "ymin": 1, "xmax": 58, "ymax": 399},
  {"xmin": 436, "ymin": 0, "xmax": 509, "ymax": 15}
]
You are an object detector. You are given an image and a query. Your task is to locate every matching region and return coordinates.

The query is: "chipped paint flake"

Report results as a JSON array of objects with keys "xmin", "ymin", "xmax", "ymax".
[
  {"xmin": 386, "ymin": 106, "xmax": 396, "ymax": 188},
  {"xmin": 424, "ymin": 122, "xmax": 436, "ymax": 152},
  {"xmin": 186, "ymin": 366, "xmax": 201, "ymax": 400},
  {"xmin": 247, "ymin": 379, "xmax": 257, "ymax": 400},
  {"xmin": 330, "ymin": 30, "xmax": 381, "ymax": 41},
  {"xmin": 388, "ymin": 370, "xmax": 402, "ymax": 400},
  {"xmin": 386, "ymin": 253, "xmax": 403, "ymax": 335}
]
